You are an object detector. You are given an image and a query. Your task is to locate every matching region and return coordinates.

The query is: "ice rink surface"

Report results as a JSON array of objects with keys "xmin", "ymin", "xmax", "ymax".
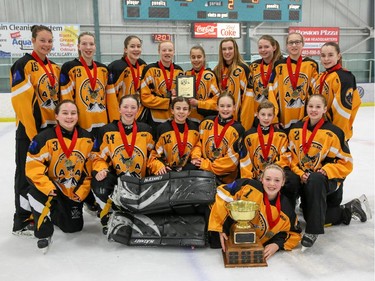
[{"xmin": 0, "ymin": 107, "xmax": 373, "ymax": 281}]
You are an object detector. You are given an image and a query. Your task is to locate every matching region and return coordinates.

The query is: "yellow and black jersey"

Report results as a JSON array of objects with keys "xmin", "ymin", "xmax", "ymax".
[
  {"xmin": 106, "ymin": 57, "xmax": 147, "ymax": 122},
  {"xmin": 140, "ymin": 62, "xmax": 184, "ymax": 123},
  {"xmin": 214, "ymin": 62, "xmax": 250, "ymax": 122},
  {"xmin": 312, "ymin": 68, "xmax": 361, "ymax": 141},
  {"xmin": 268, "ymin": 57, "xmax": 319, "ymax": 129},
  {"xmin": 208, "ymin": 178, "xmax": 301, "ymax": 250},
  {"xmin": 149, "ymin": 119, "xmax": 200, "ymax": 174},
  {"xmin": 288, "ymin": 118, "xmax": 353, "ymax": 180},
  {"xmin": 10, "ymin": 53, "xmax": 60, "ymax": 140},
  {"xmin": 191, "ymin": 116, "xmax": 245, "ymax": 183},
  {"xmin": 92, "ymin": 121, "xmax": 154, "ymax": 178},
  {"xmin": 59, "ymin": 58, "xmax": 109, "ymax": 132},
  {"xmin": 25, "ymin": 126, "xmax": 93, "ymax": 200},
  {"xmin": 244, "ymin": 125, "xmax": 290, "ymax": 179},
  {"xmin": 184, "ymin": 68, "xmax": 220, "ymax": 122}
]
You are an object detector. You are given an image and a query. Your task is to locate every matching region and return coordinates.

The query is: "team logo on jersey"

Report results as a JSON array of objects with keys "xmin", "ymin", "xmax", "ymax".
[
  {"xmin": 204, "ymin": 136, "xmax": 229, "ymax": 161},
  {"xmin": 253, "ymin": 145, "xmax": 278, "ymax": 171},
  {"xmin": 345, "ymin": 88, "xmax": 354, "ymax": 106},
  {"xmin": 283, "ymin": 73, "xmax": 308, "ymax": 108},
  {"xmin": 53, "ymin": 151, "xmax": 86, "ymax": 189},
  {"xmin": 112, "ymin": 145, "xmax": 145, "ymax": 178},
  {"xmin": 298, "ymin": 142, "xmax": 322, "ymax": 171},
  {"xmin": 79, "ymin": 79, "xmax": 106, "ymax": 112},
  {"xmin": 37, "ymin": 73, "xmax": 59, "ymax": 110},
  {"xmin": 252, "ymin": 211, "xmax": 268, "ymax": 239}
]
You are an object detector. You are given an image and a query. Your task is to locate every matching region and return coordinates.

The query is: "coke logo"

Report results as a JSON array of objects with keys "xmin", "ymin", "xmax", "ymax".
[{"xmin": 195, "ymin": 25, "xmax": 216, "ymax": 34}]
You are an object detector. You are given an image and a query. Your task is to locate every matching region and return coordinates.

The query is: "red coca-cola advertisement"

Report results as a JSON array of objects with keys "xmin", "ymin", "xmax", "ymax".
[{"xmin": 193, "ymin": 23, "xmax": 241, "ymax": 39}]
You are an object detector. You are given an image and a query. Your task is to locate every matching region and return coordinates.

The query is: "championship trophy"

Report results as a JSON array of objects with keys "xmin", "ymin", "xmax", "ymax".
[{"xmin": 222, "ymin": 200, "xmax": 267, "ymax": 267}]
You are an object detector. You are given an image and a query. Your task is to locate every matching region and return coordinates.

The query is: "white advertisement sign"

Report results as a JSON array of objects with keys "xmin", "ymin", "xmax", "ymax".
[{"xmin": 0, "ymin": 23, "xmax": 80, "ymax": 58}]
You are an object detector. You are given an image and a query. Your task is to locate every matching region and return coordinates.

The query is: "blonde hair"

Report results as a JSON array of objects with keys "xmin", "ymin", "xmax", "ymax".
[{"xmin": 260, "ymin": 164, "xmax": 285, "ymax": 181}]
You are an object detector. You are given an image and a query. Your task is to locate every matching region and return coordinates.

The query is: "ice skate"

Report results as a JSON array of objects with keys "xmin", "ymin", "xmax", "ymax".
[
  {"xmin": 12, "ymin": 222, "xmax": 35, "ymax": 238},
  {"xmin": 358, "ymin": 194, "xmax": 372, "ymax": 220},
  {"xmin": 344, "ymin": 196, "xmax": 369, "ymax": 223},
  {"xmin": 83, "ymin": 202, "xmax": 100, "ymax": 217},
  {"xmin": 301, "ymin": 233, "xmax": 318, "ymax": 251},
  {"xmin": 37, "ymin": 237, "xmax": 52, "ymax": 254}
]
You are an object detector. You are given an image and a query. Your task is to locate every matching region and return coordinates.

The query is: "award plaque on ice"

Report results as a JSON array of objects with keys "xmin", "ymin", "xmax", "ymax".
[
  {"xmin": 223, "ymin": 200, "xmax": 267, "ymax": 267},
  {"xmin": 176, "ymin": 75, "xmax": 196, "ymax": 98}
]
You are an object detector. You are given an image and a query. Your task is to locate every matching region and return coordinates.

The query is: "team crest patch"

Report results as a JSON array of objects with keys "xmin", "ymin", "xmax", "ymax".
[
  {"xmin": 53, "ymin": 151, "xmax": 86, "ymax": 189},
  {"xmin": 37, "ymin": 73, "xmax": 59, "ymax": 110},
  {"xmin": 79, "ymin": 79, "xmax": 106, "ymax": 112},
  {"xmin": 112, "ymin": 145, "xmax": 145, "ymax": 178},
  {"xmin": 283, "ymin": 73, "xmax": 308, "ymax": 108},
  {"xmin": 299, "ymin": 141, "xmax": 322, "ymax": 171}
]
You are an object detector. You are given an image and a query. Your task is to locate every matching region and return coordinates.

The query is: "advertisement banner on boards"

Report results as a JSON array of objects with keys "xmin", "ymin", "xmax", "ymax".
[
  {"xmin": 193, "ymin": 23, "xmax": 241, "ymax": 39},
  {"xmin": 289, "ymin": 26, "xmax": 339, "ymax": 56},
  {"xmin": 0, "ymin": 23, "xmax": 80, "ymax": 58}
]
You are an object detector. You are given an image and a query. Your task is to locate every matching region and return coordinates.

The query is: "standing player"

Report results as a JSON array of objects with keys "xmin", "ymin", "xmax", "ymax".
[
  {"xmin": 268, "ymin": 32, "xmax": 319, "ymax": 133},
  {"xmin": 312, "ymin": 42, "xmax": 361, "ymax": 141},
  {"xmin": 243, "ymin": 35, "xmax": 283, "ymax": 130},
  {"xmin": 140, "ymin": 40, "xmax": 184, "ymax": 128},
  {"xmin": 106, "ymin": 35, "xmax": 148, "ymax": 122},
  {"xmin": 213, "ymin": 38, "xmax": 249, "ymax": 123},
  {"xmin": 26, "ymin": 100, "xmax": 93, "ymax": 253},
  {"xmin": 185, "ymin": 45, "xmax": 220, "ymax": 123},
  {"xmin": 10, "ymin": 25, "xmax": 60, "ymax": 236},
  {"xmin": 60, "ymin": 31, "xmax": 109, "ymax": 138}
]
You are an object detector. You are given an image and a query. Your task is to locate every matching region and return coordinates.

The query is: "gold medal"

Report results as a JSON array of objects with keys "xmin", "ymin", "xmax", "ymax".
[
  {"xmin": 213, "ymin": 149, "xmax": 221, "ymax": 158},
  {"xmin": 262, "ymin": 88, "xmax": 269, "ymax": 96},
  {"xmin": 292, "ymin": 89, "xmax": 299, "ymax": 98},
  {"xmin": 49, "ymin": 86, "xmax": 57, "ymax": 97},
  {"xmin": 125, "ymin": 158, "xmax": 133, "ymax": 168},
  {"xmin": 301, "ymin": 155, "xmax": 310, "ymax": 164},
  {"xmin": 265, "ymin": 231, "xmax": 274, "ymax": 238}
]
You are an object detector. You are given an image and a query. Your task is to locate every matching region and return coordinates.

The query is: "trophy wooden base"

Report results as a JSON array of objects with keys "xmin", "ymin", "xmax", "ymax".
[{"xmin": 222, "ymin": 238, "xmax": 267, "ymax": 268}]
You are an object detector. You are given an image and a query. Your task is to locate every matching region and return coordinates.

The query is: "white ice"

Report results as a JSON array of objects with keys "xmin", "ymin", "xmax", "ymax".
[{"xmin": 0, "ymin": 107, "xmax": 373, "ymax": 281}]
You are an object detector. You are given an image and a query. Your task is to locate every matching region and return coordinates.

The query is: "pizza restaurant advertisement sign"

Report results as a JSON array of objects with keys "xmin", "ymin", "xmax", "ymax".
[
  {"xmin": 0, "ymin": 23, "xmax": 80, "ymax": 58},
  {"xmin": 193, "ymin": 23, "xmax": 241, "ymax": 39},
  {"xmin": 289, "ymin": 27, "xmax": 339, "ymax": 56}
]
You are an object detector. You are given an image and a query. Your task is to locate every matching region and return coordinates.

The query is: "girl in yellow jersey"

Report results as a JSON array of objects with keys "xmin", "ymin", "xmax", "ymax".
[
  {"xmin": 91, "ymin": 95, "xmax": 154, "ymax": 233},
  {"xmin": 243, "ymin": 35, "xmax": 282, "ymax": 131},
  {"xmin": 312, "ymin": 42, "xmax": 361, "ymax": 141},
  {"xmin": 149, "ymin": 97, "xmax": 200, "ymax": 175},
  {"xmin": 10, "ymin": 25, "xmax": 60, "ymax": 236},
  {"xmin": 60, "ymin": 32, "xmax": 109, "ymax": 138},
  {"xmin": 288, "ymin": 94, "xmax": 368, "ymax": 248},
  {"xmin": 214, "ymin": 38, "xmax": 250, "ymax": 123},
  {"xmin": 185, "ymin": 45, "xmax": 220, "ymax": 123},
  {"xmin": 140, "ymin": 40, "xmax": 184, "ymax": 128},
  {"xmin": 209, "ymin": 164, "xmax": 301, "ymax": 260},
  {"xmin": 26, "ymin": 100, "xmax": 94, "ymax": 253},
  {"xmin": 106, "ymin": 35, "xmax": 148, "ymax": 122},
  {"xmin": 268, "ymin": 32, "xmax": 319, "ymax": 132},
  {"xmin": 191, "ymin": 93, "xmax": 250, "ymax": 184}
]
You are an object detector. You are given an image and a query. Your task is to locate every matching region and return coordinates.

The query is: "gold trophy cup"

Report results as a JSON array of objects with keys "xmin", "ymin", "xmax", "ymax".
[{"xmin": 223, "ymin": 200, "xmax": 267, "ymax": 267}]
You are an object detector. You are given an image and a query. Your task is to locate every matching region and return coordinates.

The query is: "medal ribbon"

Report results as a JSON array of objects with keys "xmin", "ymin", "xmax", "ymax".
[
  {"xmin": 79, "ymin": 57, "xmax": 97, "ymax": 91},
  {"xmin": 257, "ymin": 124, "xmax": 274, "ymax": 160},
  {"xmin": 158, "ymin": 61, "xmax": 174, "ymax": 92},
  {"xmin": 55, "ymin": 124, "xmax": 78, "ymax": 158},
  {"xmin": 192, "ymin": 67, "xmax": 204, "ymax": 92},
  {"xmin": 286, "ymin": 56, "xmax": 302, "ymax": 90},
  {"xmin": 125, "ymin": 57, "xmax": 140, "ymax": 92},
  {"xmin": 31, "ymin": 51, "xmax": 56, "ymax": 87},
  {"xmin": 302, "ymin": 117, "xmax": 325, "ymax": 154},
  {"xmin": 171, "ymin": 120, "xmax": 189, "ymax": 158},
  {"xmin": 260, "ymin": 60, "xmax": 272, "ymax": 88},
  {"xmin": 118, "ymin": 121, "xmax": 137, "ymax": 158},
  {"xmin": 264, "ymin": 192, "xmax": 281, "ymax": 230},
  {"xmin": 319, "ymin": 63, "xmax": 342, "ymax": 94},
  {"xmin": 221, "ymin": 67, "xmax": 229, "ymax": 90},
  {"xmin": 213, "ymin": 116, "xmax": 234, "ymax": 149}
]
